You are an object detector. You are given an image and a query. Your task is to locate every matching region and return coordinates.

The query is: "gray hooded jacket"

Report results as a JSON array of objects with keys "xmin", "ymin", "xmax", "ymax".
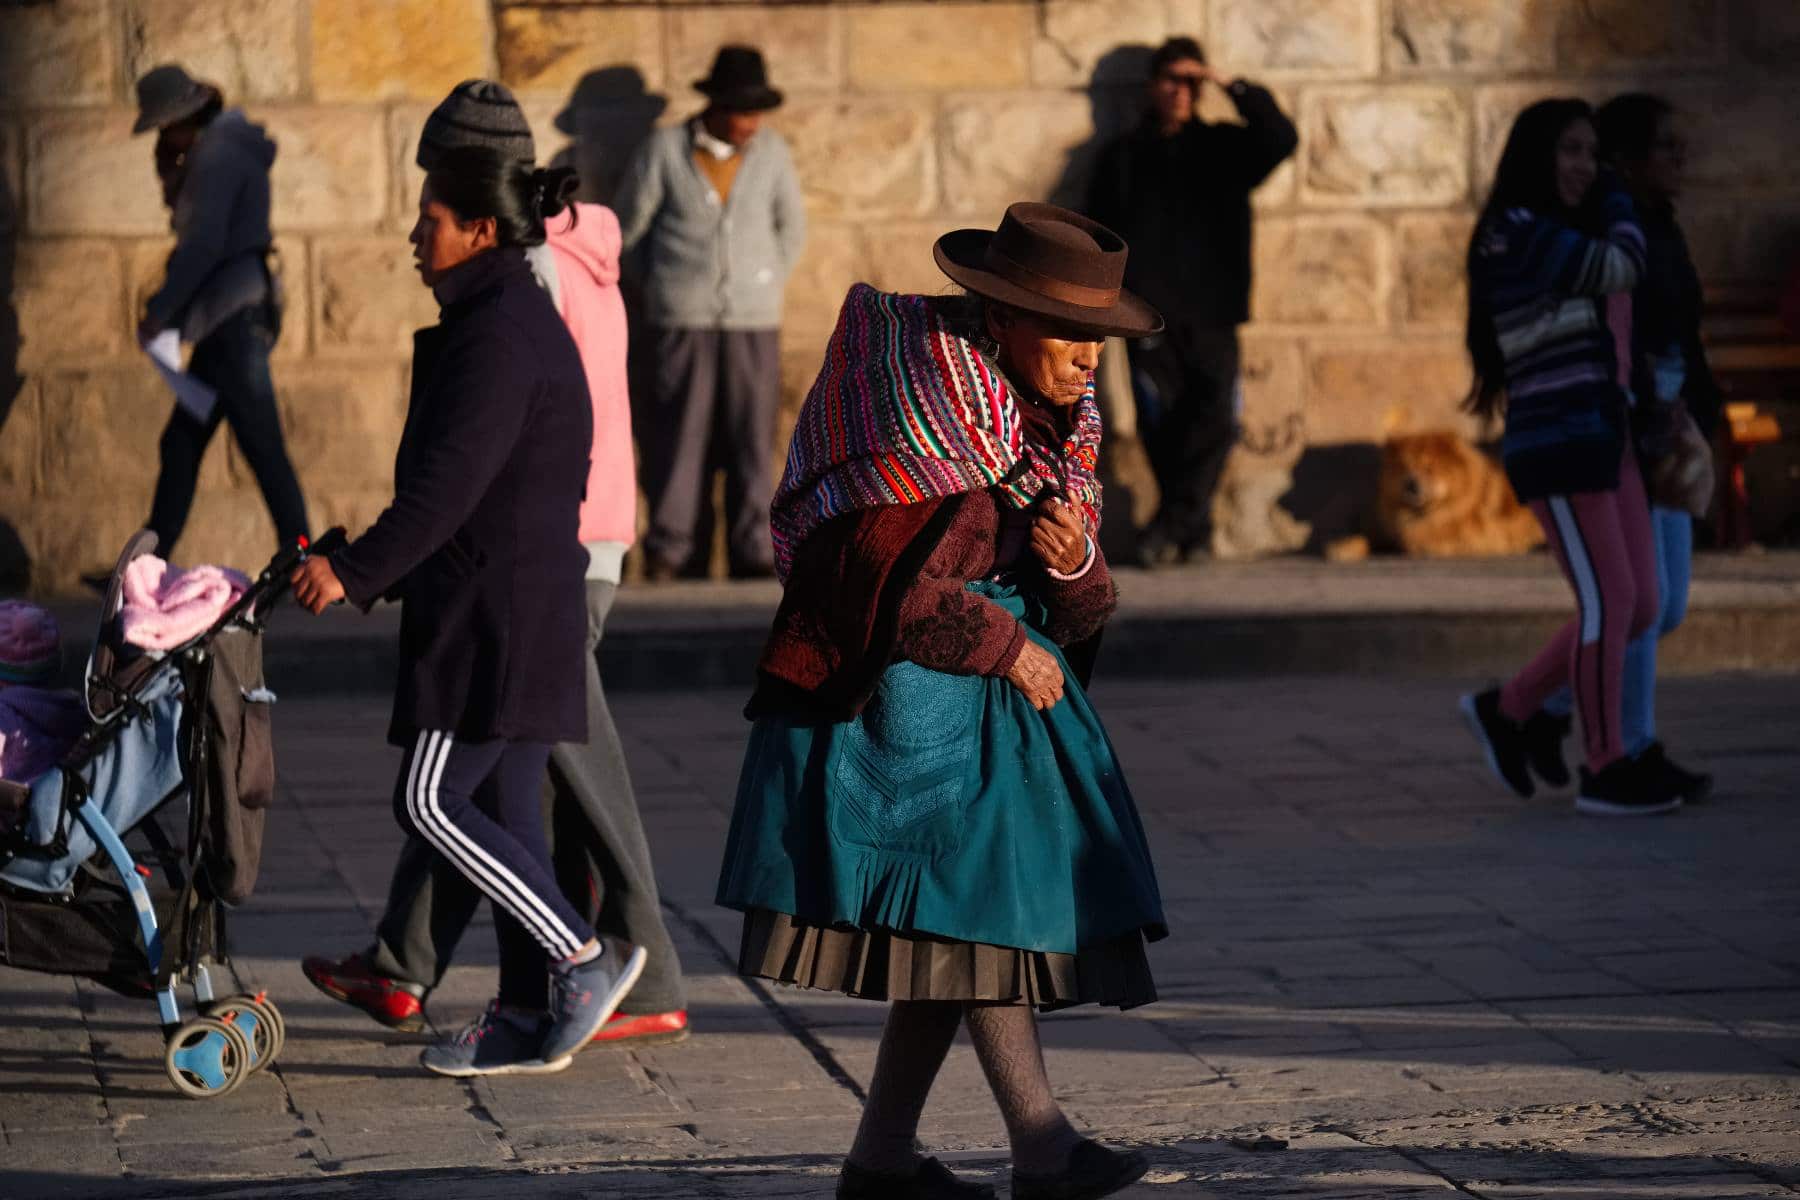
[{"xmin": 145, "ymin": 109, "xmax": 278, "ymax": 342}]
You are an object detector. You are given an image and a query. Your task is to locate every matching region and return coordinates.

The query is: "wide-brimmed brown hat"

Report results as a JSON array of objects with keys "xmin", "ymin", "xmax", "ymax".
[{"xmin": 933, "ymin": 202, "xmax": 1163, "ymax": 339}]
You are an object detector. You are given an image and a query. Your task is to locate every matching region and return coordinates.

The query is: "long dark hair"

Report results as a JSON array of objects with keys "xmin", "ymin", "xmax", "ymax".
[
  {"xmin": 426, "ymin": 146, "xmax": 579, "ymax": 249},
  {"xmin": 1463, "ymin": 98, "xmax": 1594, "ymax": 420}
]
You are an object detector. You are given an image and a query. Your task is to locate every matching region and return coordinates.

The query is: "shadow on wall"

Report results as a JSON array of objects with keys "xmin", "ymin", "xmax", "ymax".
[
  {"xmin": 0, "ymin": 146, "xmax": 31, "ymax": 593},
  {"xmin": 548, "ymin": 65, "xmax": 668, "ymax": 210},
  {"xmin": 1284, "ymin": 444, "xmax": 1385, "ymax": 553},
  {"xmin": 1054, "ymin": 45, "xmax": 1157, "ymax": 563},
  {"xmin": 547, "ymin": 66, "xmax": 673, "ymax": 576},
  {"xmin": 1049, "ymin": 44, "xmax": 1154, "ymax": 212}
]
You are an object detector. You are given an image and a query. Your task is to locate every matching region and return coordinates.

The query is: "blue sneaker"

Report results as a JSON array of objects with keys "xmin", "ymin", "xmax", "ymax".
[
  {"xmin": 420, "ymin": 1004, "xmax": 571, "ymax": 1078},
  {"xmin": 541, "ymin": 938, "xmax": 647, "ymax": 1063}
]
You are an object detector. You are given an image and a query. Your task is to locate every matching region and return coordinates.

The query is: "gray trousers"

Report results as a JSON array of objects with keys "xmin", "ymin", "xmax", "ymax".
[
  {"xmin": 636, "ymin": 326, "xmax": 780, "ymax": 574},
  {"xmin": 368, "ymin": 581, "xmax": 686, "ymax": 1014}
]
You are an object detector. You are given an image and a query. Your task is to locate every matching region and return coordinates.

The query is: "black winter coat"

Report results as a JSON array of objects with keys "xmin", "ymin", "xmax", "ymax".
[
  {"xmin": 333, "ymin": 248, "xmax": 592, "ymax": 748},
  {"xmin": 1630, "ymin": 201, "xmax": 1723, "ymax": 439},
  {"xmin": 1084, "ymin": 82, "xmax": 1297, "ymax": 329}
]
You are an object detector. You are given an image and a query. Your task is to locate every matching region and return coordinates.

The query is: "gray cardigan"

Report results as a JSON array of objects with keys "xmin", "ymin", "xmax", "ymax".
[{"xmin": 614, "ymin": 122, "xmax": 807, "ymax": 331}]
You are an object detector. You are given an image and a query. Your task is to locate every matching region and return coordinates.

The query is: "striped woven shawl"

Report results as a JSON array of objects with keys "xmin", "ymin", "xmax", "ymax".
[{"xmin": 772, "ymin": 285, "xmax": 1102, "ymax": 580}]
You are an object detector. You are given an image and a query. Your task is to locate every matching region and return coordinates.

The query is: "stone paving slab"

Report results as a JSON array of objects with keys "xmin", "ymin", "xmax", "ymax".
[{"xmin": 2, "ymin": 673, "xmax": 1798, "ymax": 1198}]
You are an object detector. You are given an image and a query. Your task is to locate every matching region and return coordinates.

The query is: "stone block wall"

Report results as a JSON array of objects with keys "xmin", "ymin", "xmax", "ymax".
[{"xmin": 2, "ymin": 0, "xmax": 1798, "ymax": 589}]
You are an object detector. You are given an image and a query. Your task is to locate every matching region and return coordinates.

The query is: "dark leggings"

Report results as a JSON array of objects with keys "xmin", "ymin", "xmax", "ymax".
[
  {"xmin": 392, "ymin": 733, "xmax": 594, "ymax": 1006},
  {"xmin": 148, "ymin": 308, "xmax": 309, "ymax": 555}
]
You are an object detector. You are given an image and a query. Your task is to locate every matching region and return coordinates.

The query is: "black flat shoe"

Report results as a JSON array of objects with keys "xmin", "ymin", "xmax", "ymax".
[
  {"xmin": 838, "ymin": 1156, "xmax": 996, "ymax": 1199},
  {"xmin": 1012, "ymin": 1139, "xmax": 1149, "ymax": 1200}
]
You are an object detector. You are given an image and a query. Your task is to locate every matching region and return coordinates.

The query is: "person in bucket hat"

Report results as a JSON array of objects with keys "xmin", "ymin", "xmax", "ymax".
[
  {"xmin": 613, "ymin": 45, "xmax": 805, "ymax": 582},
  {"xmin": 115, "ymin": 64, "xmax": 309, "ymax": 574}
]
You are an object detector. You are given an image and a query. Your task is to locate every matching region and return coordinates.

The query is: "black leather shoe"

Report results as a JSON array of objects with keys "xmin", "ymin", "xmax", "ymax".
[
  {"xmin": 837, "ymin": 1157, "xmax": 996, "ymax": 1199},
  {"xmin": 1012, "ymin": 1139, "xmax": 1149, "ymax": 1200}
]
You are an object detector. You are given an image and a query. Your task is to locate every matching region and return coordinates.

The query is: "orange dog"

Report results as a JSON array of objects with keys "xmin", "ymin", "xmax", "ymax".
[{"xmin": 1376, "ymin": 432, "xmax": 1544, "ymax": 557}]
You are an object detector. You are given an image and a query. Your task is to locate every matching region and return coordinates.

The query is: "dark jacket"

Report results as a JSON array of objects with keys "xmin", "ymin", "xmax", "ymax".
[
  {"xmin": 1631, "ymin": 199, "xmax": 1722, "ymax": 439},
  {"xmin": 333, "ymin": 248, "xmax": 592, "ymax": 748},
  {"xmin": 146, "ymin": 109, "xmax": 278, "ymax": 343},
  {"xmin": 1084, "ymin": 82, "xmax": 1297, "ymax": 328}
]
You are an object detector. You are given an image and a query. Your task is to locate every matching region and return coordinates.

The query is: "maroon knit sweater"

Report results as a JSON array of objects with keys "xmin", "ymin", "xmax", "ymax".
[{"xmin": 751, "ymin": 490, "xmax": 1117, "ymax": 720}]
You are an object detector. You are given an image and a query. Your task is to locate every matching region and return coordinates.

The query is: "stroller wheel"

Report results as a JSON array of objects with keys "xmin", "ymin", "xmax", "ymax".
[
  {"xmin": 203, "ymin": 994, "xmax": 283, "ymax": 1072},
  {"xmin": 165, "ymin": 1016, "xmax": 254, "ymax": 1099}
]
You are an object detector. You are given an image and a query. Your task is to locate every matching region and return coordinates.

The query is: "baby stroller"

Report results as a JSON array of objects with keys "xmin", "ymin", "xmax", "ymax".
[{"xmin": 0, "ymin": 528, "xmax": 343, "ymax": 1098}]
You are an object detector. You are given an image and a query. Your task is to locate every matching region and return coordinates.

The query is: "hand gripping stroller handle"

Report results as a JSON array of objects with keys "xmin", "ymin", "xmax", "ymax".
[
  {"xmin": 263, "ymin": 527, "xmax": 347, "ymax": 583},
  {"xmin": 227, "ymin": 528, "xmax": 350, "ymax": 627}
]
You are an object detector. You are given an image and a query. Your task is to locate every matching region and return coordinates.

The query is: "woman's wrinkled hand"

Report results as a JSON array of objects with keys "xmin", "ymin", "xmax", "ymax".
[
  {"xmin": 1031, "ymin": 497, "xmax": 1088, "ymax": 575},
  {"xmin": 1004, "ymin": 638, "xmax": 1065, "ymax": 711},
  {"xmin": 291, "ymin": 556, "xmax": 346, "ymax": 615}
]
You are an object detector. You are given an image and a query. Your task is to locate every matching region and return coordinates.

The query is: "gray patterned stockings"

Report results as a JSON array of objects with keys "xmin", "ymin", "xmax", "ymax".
[
  {"xmin": 846, "ymin": 999, "xmax": 1080, "ymax": 1177},
  {"xmin": 965, "ymin": 1001, "xmax": 1082, "ymax": 1175}
]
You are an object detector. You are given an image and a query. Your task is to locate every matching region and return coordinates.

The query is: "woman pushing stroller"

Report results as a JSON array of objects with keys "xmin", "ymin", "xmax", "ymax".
[{"xmin": 290, "ymin": 113, "xmax": 643, "ymax": 1075}]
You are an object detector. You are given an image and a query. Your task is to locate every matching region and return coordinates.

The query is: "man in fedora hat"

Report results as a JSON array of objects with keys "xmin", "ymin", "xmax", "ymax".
[
  {"xmin": 127, "ymin": 64, "xmax": 308, "ymax": 564},
  {"xmin": 614, "ymin": 45, "xmax": 806, "ymax": 581},
  {"xmin": 1085, "ymin": 37, "xmax": 1296, "ymax": 568}
]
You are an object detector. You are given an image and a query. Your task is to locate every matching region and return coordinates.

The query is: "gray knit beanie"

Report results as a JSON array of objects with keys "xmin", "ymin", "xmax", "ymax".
[{"xmin": 416, "ymin": 79, "xmax": 536, "ymax": 170}]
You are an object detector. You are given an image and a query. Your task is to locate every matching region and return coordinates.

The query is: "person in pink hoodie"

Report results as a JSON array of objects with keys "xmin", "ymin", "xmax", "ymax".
[
  {"xmin": 303, "ymin": 191, "xmax": 690, "ymax": 1047},
  {"xmin": 545, "ymin": 203, "xmax": 637, "ymax": 580}
]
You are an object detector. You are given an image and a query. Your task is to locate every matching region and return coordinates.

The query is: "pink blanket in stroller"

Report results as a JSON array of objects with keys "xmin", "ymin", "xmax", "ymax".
[{"xmin": 119, "ymin": 557, "xmax": 251, "ymax": 651}]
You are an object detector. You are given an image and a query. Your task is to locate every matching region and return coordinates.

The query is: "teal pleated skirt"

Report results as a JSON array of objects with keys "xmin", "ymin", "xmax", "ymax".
[{"xmin": 717, "ymin": 580, "xmax": 1165, "ymax": 1009}]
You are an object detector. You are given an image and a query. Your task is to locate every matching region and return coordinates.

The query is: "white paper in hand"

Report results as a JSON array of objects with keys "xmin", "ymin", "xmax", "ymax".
[{"xmin": 142, "ymin": 329, "xmax": 219, "ymax": 423}]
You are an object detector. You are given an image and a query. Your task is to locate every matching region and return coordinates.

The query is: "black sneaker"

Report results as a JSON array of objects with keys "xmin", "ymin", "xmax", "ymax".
[
  {"xmin": 1576, "ymin": 755, "xmax": 1682, "ymax": 817},
  {"xmin": 1460, "ymin": 688, "xmax": 1535, "ymax": 798},
  {"xmin": 1523, "ymin": 710, "xmax": 1574, "ymax": 789},
  {"xmin": 1640, "ymin": 741, "xmax": 1713, "ymax": 805}
]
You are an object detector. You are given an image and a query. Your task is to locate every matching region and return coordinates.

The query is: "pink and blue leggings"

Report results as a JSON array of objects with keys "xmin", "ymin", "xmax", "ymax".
[
  {"xmin": 1499, "ymin": 451, "xmax": 1661, "ymax": 770},
  {"xmin": 1540, "ymin": 505, "xmax": 1692, "ymax": 759}
]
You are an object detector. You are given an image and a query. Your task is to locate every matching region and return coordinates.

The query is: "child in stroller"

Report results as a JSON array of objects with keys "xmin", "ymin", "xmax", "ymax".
[{"xmin": 0, "ymin": 527, "xmax": 341, "ymax": 1098}]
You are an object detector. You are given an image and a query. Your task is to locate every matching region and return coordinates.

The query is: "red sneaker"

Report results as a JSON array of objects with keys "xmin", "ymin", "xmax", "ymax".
[
  {"xmin": 590, "ymin": 1009, "xmax": 689, "ymax": 1046},
  {"xmin": 302, "ymin": 952, "xmax": 426, "ymax": 1032}
]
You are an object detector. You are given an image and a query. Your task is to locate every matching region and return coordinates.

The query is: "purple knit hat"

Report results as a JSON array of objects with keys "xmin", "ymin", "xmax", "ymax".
[{"xmin": 0, "ymin": 601, "xmax": 61, "ymax": 685}]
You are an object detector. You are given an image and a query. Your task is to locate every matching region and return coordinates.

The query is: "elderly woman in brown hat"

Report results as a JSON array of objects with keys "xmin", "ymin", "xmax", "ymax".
[{"xmin": 717, "ymin": 204, "xmax": 1166, "ymax": 1200}]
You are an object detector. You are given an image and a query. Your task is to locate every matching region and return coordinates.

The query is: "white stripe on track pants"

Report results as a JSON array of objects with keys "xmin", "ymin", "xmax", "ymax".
[{"xmin": 394, "ymin": 732, "xmax": 590, "ymax": 961}]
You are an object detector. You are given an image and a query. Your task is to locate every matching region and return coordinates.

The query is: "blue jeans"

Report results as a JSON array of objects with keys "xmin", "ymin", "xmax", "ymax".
[
  {"xmin": 1544, "ymin": 506, "xmax": 1693, "ymax": 754},
  {"xmin": 148, "ymin": 307, "xmax": 309, "ymax": 555}
]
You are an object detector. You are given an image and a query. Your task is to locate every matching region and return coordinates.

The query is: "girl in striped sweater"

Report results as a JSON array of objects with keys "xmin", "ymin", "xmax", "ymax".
[{"xmin": 1459, "ymin": 99, "xmax": 1680, "ymax": 817}]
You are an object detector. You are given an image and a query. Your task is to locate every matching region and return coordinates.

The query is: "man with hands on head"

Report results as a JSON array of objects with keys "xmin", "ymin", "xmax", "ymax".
[{"xmin": 1084, "ymin": 36, "xmax": 1297, "ymax": 568}]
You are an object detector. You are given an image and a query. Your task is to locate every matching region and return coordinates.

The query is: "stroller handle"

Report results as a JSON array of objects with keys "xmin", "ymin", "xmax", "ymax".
[
  {"xmin": 263, "ymin": 527, "xmax": 348, "ymax": 583},
  {"xmin": 211, "ymin": 528, "xmax": 350, "ymax": 634}
]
